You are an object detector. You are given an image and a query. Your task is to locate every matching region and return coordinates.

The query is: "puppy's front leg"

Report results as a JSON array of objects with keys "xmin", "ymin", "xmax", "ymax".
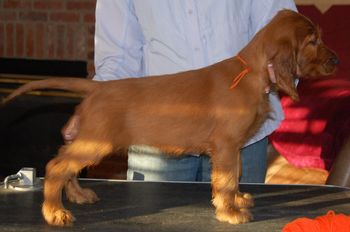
[{"xmin": 211, "ymin": 146, "xmax": 253, "ymax": 224}]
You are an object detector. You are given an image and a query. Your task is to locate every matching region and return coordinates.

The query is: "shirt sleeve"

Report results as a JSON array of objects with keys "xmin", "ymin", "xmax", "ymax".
[
  {"xmin": 249, "ymin": 0, "xmax": 298, "ymax": 39},
  {"xmin": 93, "ymin": 0, "xmax": 145, "ymax": 81}
]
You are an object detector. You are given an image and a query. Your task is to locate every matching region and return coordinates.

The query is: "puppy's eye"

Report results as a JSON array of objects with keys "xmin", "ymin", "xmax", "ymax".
[{"xmin": 308, "ymin": 40, "xmax": 318, "ymax": 46}]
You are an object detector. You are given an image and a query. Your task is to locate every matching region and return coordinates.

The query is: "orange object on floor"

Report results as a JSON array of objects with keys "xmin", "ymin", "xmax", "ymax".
[{"xmin": 282, "ymin": 211, "xmax": 350, "ymax": 232}]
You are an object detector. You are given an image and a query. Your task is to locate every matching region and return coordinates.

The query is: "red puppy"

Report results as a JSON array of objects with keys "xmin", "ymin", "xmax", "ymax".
[{"xmin": 2, "ymin": 10, "xmax": 338, "ymax": 226}]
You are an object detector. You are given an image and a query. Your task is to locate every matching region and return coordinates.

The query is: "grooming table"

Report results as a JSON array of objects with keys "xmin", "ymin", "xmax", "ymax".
[{"xmin": 1, "ymin": 179, "xmax": 350, "ymax": 232}]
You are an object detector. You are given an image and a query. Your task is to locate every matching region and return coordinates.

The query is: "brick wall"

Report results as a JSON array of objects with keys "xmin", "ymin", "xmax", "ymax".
[{"xmin": 0, "ymin": 0, "xmax": 96, "ymax": 77}]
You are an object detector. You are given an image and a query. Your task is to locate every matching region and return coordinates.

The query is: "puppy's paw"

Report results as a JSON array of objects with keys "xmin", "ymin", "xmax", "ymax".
[
  {"xmin": 42, "ymin": 203, "xmax": 76, "ymax": 226},
  {"xmin": 216, "ymin": 207, "xmax": 252, "ymax": 224},
  {"xmin": 235, "ymin": 192, "xmax": 254, "ymax": 209},
  {"xmin": 67, "ymin": 188, "xmax": 99, "ymax": 204}
]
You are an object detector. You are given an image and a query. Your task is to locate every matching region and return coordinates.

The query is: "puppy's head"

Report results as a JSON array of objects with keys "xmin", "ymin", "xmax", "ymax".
[{"xmin": 263, "ymin": 10, "xmax": 338, "ymax": 101}]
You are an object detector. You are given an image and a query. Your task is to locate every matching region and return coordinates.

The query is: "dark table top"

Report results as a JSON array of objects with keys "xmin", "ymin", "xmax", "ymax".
[{"xmin": 1, "ymin": 179, "xmax": 350, "ymax": 232}]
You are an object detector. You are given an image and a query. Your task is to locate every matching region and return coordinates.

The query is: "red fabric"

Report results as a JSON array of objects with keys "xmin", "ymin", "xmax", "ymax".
[
  {"xmin": 282, "ymin": 211, "xmax": 350, "ymax": 232},
  {"xmin": 270, "ymin": 6, "xmax": 350, "ymax": 170},
  {"xmin": 270, "ymin": 78, "xmax": 350, "ymax": 170}
]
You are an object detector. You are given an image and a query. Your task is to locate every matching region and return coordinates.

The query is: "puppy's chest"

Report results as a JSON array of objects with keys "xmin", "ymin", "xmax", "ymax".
[
  {"xmin": 233, "ymin": 92, "xmax": 270, "ymax": 123},
  {"xmin": 252, "ymin": 95, "xmax": 271, "ymax": 125}
]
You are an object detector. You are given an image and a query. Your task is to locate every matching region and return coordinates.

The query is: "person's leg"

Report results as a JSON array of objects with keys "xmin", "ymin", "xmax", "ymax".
[
  {"xmin": 127, "ymin": 137, "xmax": 268, "ymax": 183},
  {"xmin": 240, "ymin": 137, "xmax": 268, "ymax": 183},
  {"xmin": 127, "ymin": 145, "xmax": 201, "ymax": 181},
  {"xmin": 196, "ymin": 155, "xmax": 211, "ymax": 182}
]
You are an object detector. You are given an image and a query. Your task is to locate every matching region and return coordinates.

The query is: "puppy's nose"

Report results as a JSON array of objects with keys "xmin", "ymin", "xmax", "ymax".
[{"xmin": 330, "ymin": 57, "xmax": 340, "ymax": 65}]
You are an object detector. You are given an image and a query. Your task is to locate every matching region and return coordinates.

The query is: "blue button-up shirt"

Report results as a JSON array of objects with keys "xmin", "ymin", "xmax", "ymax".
[{"xmin": 93, "ymin": 0, "xmax": 297, "ymax": 146}]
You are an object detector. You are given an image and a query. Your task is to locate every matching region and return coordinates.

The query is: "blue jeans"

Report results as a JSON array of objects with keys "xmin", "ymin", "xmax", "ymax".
[{"xmin": 127, "ymin": 137, "xmax": 268, "ymax": 183}]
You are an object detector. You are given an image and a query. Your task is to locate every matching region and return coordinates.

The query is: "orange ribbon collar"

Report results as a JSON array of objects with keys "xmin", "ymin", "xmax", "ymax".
[{"xmin": 230, "ymin": 54, "xmax": 251, "ymax": 89}]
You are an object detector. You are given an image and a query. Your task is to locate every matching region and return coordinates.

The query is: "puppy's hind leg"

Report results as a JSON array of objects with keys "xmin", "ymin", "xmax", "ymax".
[
  {"xmin": 42, "ymin": 140, "xmax": 113, "ymax": 226},
  {"xmin": 42, "ymin": 151, "xmax": 77, "ymax": 226},
  {"xmin": 61, "ymin": 114, "xmax": 100, "ymax": 204},
  {"xmin": 64, "ymin": 175, "xmax": 99, "ymax": 204}
]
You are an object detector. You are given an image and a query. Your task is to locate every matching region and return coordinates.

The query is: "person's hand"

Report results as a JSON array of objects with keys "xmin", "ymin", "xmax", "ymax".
[{"xmin": 266, "ymin": 63, "xmax": 276, "ymax": 93}]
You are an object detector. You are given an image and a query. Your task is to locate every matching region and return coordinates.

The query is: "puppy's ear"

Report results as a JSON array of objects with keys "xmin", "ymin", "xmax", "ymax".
[{"xmin": 269, "ymin": 40, "xmax": 299, "ymax": 101}]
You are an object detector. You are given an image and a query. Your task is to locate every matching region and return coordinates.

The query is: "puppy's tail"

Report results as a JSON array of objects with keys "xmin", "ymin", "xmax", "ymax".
[{"xmin": 1, "ymin": 78, "xmax": 100, "ymax": 105}]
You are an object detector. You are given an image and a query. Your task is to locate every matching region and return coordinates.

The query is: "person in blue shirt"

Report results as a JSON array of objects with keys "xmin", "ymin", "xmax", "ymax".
[{"xmin": 93, "ymin": 0, "xmax": 297, "ymax": 183}]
